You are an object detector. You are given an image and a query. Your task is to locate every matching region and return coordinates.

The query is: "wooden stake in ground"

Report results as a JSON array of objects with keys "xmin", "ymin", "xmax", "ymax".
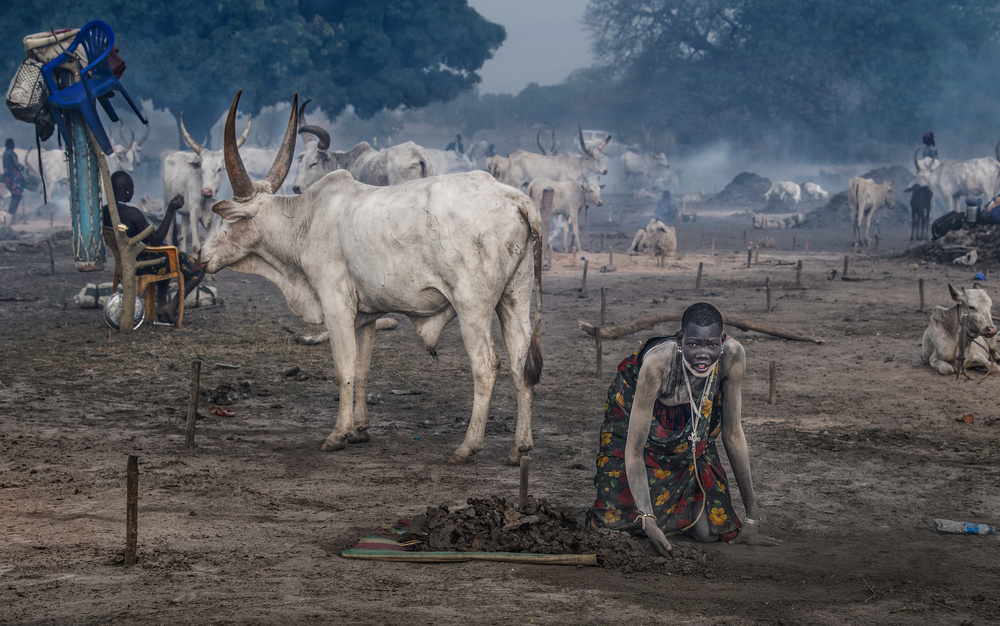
[
  {"xmin": 600, "ymin": 287, "xmax": 607, "ymax": 326},
  {"xmin": 852, "ymin": 243, "xmax": 858, "ymax": 266},
  {"xmin": 805, "ymin": 235, "xmax": 811, "ymax": 255},
  {"xmin": 747, "ymin": 245, "xmax": 753, "ymax": 268},
  {"xmin": 595, "ymin": 288, "xmax": 607, "ymax": 378},
  {"xmin": 796, "ymin": 259, "xmax": 803, "ymax": 287},
  {"xmin": 580, "ymin": 258, "xmax": 589, "ymax": 297},
  {"xmin": 919, "ymin": 278, "xmax": 925, "ymax": 313},
  {"xmin": 755, "ymin": 245, "xmax": 760, "ymax": 264},
  {"xmin": 696, "ymin": 262, "xmax": 704, "ymax": 290},
  {"xmin": 186, "ymin": 360, "xmax": 201, "ymax": 449},
  {"xmin": 519, "ymin": 456, "xmax": 531, "ymax": 511},
  {"xmin": 711, "ymin": 237, "xmax": 716, "ymax": 259},
  {"xmin": 843, "ymin": 255, "xmax": 849, "ymax": 277},
  {"xmin": 608, "ymin": 246, "xmax": 613, "ymax": 268},
  {"xmin": 765, "ymin": 277, "xmax": 772, "ymax": 312},
  {"xmin": 769, "ymin": 361, "xmax": 777, "ymax": 405},
  {"xmin": 126, "ymin": 455, "xmax": 138, "ymax": 566}
]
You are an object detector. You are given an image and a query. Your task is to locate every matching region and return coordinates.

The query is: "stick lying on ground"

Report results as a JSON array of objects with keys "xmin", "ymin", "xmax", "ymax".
[{"xmin": 579, "ymin": 313, "xmax": 824, "ymax": 344}]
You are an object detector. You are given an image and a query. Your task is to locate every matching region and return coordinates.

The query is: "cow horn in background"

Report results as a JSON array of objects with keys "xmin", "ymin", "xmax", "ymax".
[
  {"xmin": 550, "ymin": 131, "xmax": 556, "ymax": 155},
  {"xmin": 237, "ymin": 114, "xmax": 251, "ymax": 149},
  {"xmin": 223, "ymin": 91, "xmax": 255, "ymax": 199},
  {"xmin": 298, "ymin": 99, "xmax": 312, "ymax": 127},
  {"xmin": 597, "ymin": 134, "xmax": 611, "ymax": 151},
  {"xmin": 578, "ymin": 125, "xmax": 594, "ymax": 157},
  {"xmin": 298, "ymin": 125, "xmax": 330, "ymax": 151},
  {"xmin": 263, "ymin": 93, "xmax": 299, "ymax": 194},
  {"xmin": 913, "ymin": 149, "xmax": 922, "ymax": 172},
  {"xmin": 536, "ymin": 131, "xmax": 548, "ymax": 155},
  {"xmin": 180, "ymin": 113, "xmax": 204, "ymax": 154},
  {"xmin": 118, "ymin": 121, "xmax": 127, "ymax": 145},
  {"xmin": 139, "ymin": 123, "xmax": 150, "ymax": 145}
]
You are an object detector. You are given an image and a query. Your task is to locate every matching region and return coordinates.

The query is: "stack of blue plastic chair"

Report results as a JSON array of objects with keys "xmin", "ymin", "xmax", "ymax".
[{"xmin": 40, "ymin": 20, "xmax": 147, "ymax": 155}]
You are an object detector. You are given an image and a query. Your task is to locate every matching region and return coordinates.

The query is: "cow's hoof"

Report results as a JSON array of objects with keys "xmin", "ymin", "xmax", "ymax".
[
  {"xmin": 321, "ymin": 437, "xmax": 347, "ymax": 451},
  {"xmin": 447, "ymin": 453, "xmax": 474, "ymax": 465},
  {"xmin": 505, "ymin": 445, "xmax": 532, "ymax": 466},
  {"xmin": 348, "ymin": 431, "xmax": 370, "ymax": 444}
]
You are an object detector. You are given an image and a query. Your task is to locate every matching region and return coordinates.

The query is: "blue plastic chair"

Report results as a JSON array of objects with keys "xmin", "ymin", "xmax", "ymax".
[{"xmin": 40, "ymin": 20, "xmax": 147, "ymax": 155}]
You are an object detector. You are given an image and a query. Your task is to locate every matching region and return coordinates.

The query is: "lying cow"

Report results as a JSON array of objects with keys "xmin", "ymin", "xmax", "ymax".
[
  {"xmin": 200, "ymin": 92, "xmax": 543, "ymax": 465},
  {"xmin": 627, "ymin": 218, "xmax": 676, "ymax": 259},
  {"xmin": 905, "ymin": 184, "xmax": 933, "ymax": 241},
  {"xmin": 922, "ymin": 284, "xmax": 999, "ymax": 375}
]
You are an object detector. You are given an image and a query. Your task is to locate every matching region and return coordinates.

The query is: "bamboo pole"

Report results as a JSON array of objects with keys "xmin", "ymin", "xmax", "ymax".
[{"xmin": 578, "ymin": 313, "xmax": 823, "ymax": 344}]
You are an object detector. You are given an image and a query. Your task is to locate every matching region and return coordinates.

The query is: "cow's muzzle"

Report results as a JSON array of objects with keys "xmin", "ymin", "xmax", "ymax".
[
  {"xmin": 201, "ymin": 188, "xmax": 213, "ymax": 198},
  {"xmin": 983, "ymin": 326, "xmax": 998, "ymax": 338}
]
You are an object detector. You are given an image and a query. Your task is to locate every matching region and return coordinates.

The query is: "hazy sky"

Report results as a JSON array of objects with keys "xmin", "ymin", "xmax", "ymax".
[{"xmin": 468, "ymin": 0, "xmax": 595, "ymax": 95}]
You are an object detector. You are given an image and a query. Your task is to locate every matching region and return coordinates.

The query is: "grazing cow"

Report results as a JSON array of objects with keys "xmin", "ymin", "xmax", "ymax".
[
  {"xmin": 620, "ymin": 150, "xmax": 669, "ymax": 186},
  {"xmin": 200, "ymin": 92, "xmax": 543, "ymax": 465},
  {"xmin": 162, "ymin": 112, "xmax": 251, "ymax": 252},
  {"xmin": 847, "ymin": 177, "xmax": 894, "ymax": 245},
  {"xmin": 764, "ymin": 181, "xmax": 801, "ymax": 204},
  {"xmin": 526, "ymin": 177, "xmax": 604, "ymax": 255},
  {"xmin": 292, "ymin": 122, "xmax": 432, "ymax": 192},
  {"xmin": 489, "ymin": 127, "xmax": 610, "ymax": 189},
  {"xmin": 425, "ymin": 148, "xmax": 475, "ymax": 175},
  {"xmin": 905, "ymin": 184, "xmax": 933, "ymax": 241},
  {"xmin": 910, "ymin": 148, "xmax": 1000, "ymax": 214},
  {"xmin": 922, "ymin": 284, "xmax": 999, "ymax": 375},
  {"xmin": 802, "ymin": 181, "xmax": 829, "ymax": 200},
  {"xmin": 627, "ymin": 218, "xmax": 677, "ymax": 259}
]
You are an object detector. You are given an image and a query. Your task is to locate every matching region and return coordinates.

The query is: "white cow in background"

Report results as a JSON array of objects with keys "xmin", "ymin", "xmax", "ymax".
[
  {"xmin": 621, "ymin": 150, "xmax": 669, "ymax": 186},
  {"xmin": 909, "ymin": 148, "xmax": 1000, "ymax": 214},
  {"xmin": 765, "ymin": 181, "xmax": 801, "ymax": 204},
  {"xmin": 526, "ymin": 177, "xmax": 604, "ymax": 256},
  {"xmin": 14, "ymin": 148, "xmax": 67, "ymax": 196},
  {"xmin": 425, "ymin": 148, "xmax": 475, "ymax": 175},
  {"xmin": 200, "ymin": 92, "xmax": 543, "ymax": 465},
  {"xmin": 801, "ymin": 182, "xmax": 829, "ymax": 200},
  {"xmin": 161, "ymin": 111, "xmax": 251, "ymax": 252},
  {"xmin": 847, "ymin": 177, "xmax": 894, "ymax": 245},
  {"xmin": 489, "ymin": 127, "xmax": 610, "ymax": 189},
  {"xmin": 922, "ymin": 284, "xmax": 999, "ymax": 375}
]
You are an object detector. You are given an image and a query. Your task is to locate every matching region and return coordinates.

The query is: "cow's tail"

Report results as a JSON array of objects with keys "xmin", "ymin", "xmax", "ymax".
[{"xmin": 519, "ymin": 197, "xmax": 544, "ymax": 386}]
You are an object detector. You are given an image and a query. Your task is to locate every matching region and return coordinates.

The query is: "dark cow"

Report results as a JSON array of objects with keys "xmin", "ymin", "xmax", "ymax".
[{"xmin": 905, "ymin": 184, "xmax": 933, "ymax": 241}]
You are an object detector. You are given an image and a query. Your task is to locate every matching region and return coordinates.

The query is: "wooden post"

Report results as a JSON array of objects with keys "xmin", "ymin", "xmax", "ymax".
[
  {"xmin": 572, "ymin": 247, "xmax": 577, "ymax": 268},
  {"xmin": 186, "ymin": 360, "xmax": 201, "ymax": 449},
  {"xmin": 581, "ymin": 258, "xmax": 589, "ymax": 296},
  {"xmin": 768, "ymin": 361, "xmax": 777, "ymax": 405},
  {"xmin": 696, "ymin": 262, "xmax": 704, "ymax": 290},
  {"xmin": 765, "ymin": 277, "xmax": 771, "ymax": 312},
  {"xmin": 711, "ymin": 237, "xmax": 716, "ymax": 259},
  {"xmin": 919, "ymin": 278, "xmax": 925, "ymax": 313},
  {"xmin": 867, "ymin": 238, "xmax": 872, "ymax": 254},
  {"xmin": 796, "ymin": 259, "xmax": 802, "ymax": 287},
  {"xmin": 47, "ymin": 239, "xmax": 54, "ymax": 274},
  {"xmin": 125, "ymin": 455, "xmax": 138, "ymax": 566},
  {"xmin": 843, "ymin": 255, "xmax": 849, "ymax": 277},
  {"xmin": 852, "ymin": 243, "xmax": 858, "ymax": 266},
  {"xmin": 595, "ymin": 328, "xmax": 603, "ymax": 379},
  {"xmin": 805, "ymin": 235, "xmax": 810, "ymax": 255},
  {"xmin": 754, "ymin": 245, "xmax": 760, "ymax": 264},
  {"xmin": 747, "ymin": 245, "xmax": 753, "ymax": 267},
  {"xmin": 600, "ymin": 287, "xmax": 607, "ymax": 326},
  {"xmin": 608, "ymin": 246, "xmax": 613, "ymax": 268},
  {"xmin": 519, "ymin": 456, "xmax": 531, "ymax": 511}
]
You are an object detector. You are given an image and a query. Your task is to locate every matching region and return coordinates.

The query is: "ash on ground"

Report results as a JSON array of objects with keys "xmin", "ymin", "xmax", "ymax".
[
  {"xmin": 402, "ymin": 495, "xmax": 709, "ymax": 574},
  {"xmin": 906, "ymin": 224, "xmax": 1000, "ymax": 265}
]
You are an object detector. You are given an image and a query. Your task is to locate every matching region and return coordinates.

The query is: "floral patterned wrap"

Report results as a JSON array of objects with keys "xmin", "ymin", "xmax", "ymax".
[{"xmin": 587, "ymin": 336, "xmax": 741, "ymax": 541}]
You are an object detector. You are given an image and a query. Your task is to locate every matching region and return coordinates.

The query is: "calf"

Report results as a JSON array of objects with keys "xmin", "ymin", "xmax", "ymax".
[
  {"xmin": 526, "ymin": 178, "xmax": 604, "ymax": 255},
  {"xmin": 905, "ymin": 184, "xmax": 933, "ymax": 241},
  {"xmin": 922, "ymin": 284, "xmax": 999, "ymax": 375},
  {"xmin": 848, "ymin": 177, "xmax": 894, "ymax": 245}
]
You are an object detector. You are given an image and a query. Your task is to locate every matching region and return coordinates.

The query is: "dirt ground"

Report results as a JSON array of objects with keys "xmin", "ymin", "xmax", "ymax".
[{"xmin": 3, "ymin": 192, "xmax": 1000, "ymax": 625}]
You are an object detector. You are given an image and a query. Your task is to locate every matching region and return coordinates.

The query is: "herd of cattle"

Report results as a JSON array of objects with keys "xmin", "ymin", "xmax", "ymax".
[{"xmin": 10, "ymin": 95, "xmax": 1000, "ymax": 460}]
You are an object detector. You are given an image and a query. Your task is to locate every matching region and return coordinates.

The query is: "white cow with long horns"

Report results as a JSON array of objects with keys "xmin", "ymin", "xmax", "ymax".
[
  {"xmin": 200, "ymin": 92, "xmax": 544, "ymax": 465},
  {"xmin": 488, "ymin": 127, "xmax": 611, "ymax": 189}
]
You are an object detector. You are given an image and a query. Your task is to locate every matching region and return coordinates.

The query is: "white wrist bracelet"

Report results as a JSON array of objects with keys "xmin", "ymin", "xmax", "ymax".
[
  {"xmin": 637, "ymin": 512, "xmax": 657, "ymax": 530},
  {"xmin": 744, "ymin": 517, "xmax": 760, "ymax": 525}
]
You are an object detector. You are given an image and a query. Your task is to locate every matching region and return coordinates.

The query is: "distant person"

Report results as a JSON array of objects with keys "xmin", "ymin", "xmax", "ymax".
[
  {"xmin": 101, "ymin": 171, "xmax": 204, "ymax": 326},
  {"xmin": 3, "ymin": 138, "xmax": 25, "ymax": 223},
  {"xmin": 654, "ymin": 190, "xmax": 677, "ymax": 222},
  {"xmin": 922, "ymin": 132, "xmax": 938, "ymax": 160},
  {"xmin": 485, "ymin": 143, "xmax": 495, "ymax": 158},
  {"xmin": 445, "ymin": 134, "xmax": 464, "ymax": 154}
]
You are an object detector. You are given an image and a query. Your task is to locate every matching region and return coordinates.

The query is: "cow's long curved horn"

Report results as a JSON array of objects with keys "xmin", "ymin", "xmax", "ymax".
[
  {"xmin": 180, "ymin": 113, "xmax": 204, "ymax": 154},
  {"xmin": 550, "ymin": 131, "xmax": 556, "ymax": 155},
  {"xmin": 598, "ymin": 134, "xmax": 612, "ymax": 151},
  {"xmin": 297, "ymin": 125, "xmax": 330, "ymax": 151},
  {"xmin": 223, "ymin": 91, "xmax": 255, "ymax": 199},
  {"xmin": 913, "ymin": 149, "xmax": 921, "ymax": 172},
  {"xmin": 298, "ymin": 99, "xmax": 312, "ymax": 127},
  {"xmin": 139, "ymin": 123, "xmax": 150, "ymax": 145},
  {"xmin": 263, "ymin": 94, "xmax": 299, "ymax": 194},
  {"xmin": 118, "ymin": 121, "xmax": 127, "ymax": 145},
  {"xmin": 237, "ymin": 114, "xmax": 251, "ymax": 148},
  {"xmin": 536, "ymin": 131, "xmax": 548, "ymax": 155},
  {"xmin": 128, "ymin": 129, "xmax": 135, "ymax": 150},
  {"xmin": 578, "ymin": 125, "xmax": 593, "ymax": 157}
]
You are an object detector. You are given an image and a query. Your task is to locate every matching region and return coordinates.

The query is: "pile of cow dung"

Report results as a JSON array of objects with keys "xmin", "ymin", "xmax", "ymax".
[
  {"xmin": 711, "ymin": 172, "xmax": 771, "ymax": 207},
  {"xmin": 906, "ymin": 224, "xmax": 1000, "ymax": 266},
  {"xmin": 402, "ymin": 495, "xmax": 710, "ymax": 574}
]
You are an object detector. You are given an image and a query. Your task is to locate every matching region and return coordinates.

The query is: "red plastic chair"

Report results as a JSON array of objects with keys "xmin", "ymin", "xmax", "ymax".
[{"xmin": 41, "ymin": 20, "xmax": 147, "ymax": 155}]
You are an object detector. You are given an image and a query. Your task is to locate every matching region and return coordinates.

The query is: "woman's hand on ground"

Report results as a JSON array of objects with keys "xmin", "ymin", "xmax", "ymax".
[
  {"xmin": 644, "ymin": 524, "xmax": 674, "ymax": 556},
  {"xmin": 734, "ymin": 523, "xmax": 781, "ymax": 546}
]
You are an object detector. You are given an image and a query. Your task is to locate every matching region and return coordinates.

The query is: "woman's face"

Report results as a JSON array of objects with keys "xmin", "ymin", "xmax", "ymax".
[{"xmin": 679, "ymin": 322, "xmax": 724, "ymax": 375}]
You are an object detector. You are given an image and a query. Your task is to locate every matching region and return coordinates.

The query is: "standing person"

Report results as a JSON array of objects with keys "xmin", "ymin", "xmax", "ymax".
[
  {"xmin": 922, "ymin": 132, "xmax": 938, "ymax": 160},
  {"xmin": 445, "ymin": 133, "xmax": 465, "ymax": 154},
  {"xmin": 102, "ymin": 171, "xmax": 204, "ymax": 325},
  {"xmin": 588, "ymin": 302, "xmax": 780, "ymax": 555},
  {"xmin": 3, "ymin": 139, "xmax": 25, "ymax": 223}
]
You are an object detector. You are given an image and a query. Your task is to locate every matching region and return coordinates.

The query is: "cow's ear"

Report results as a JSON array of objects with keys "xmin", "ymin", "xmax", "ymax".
[
  {"xmin": 949, "ymin": 284, "xmax": 962, "ymax": 301},
  {"xmin": 212, "ymin": 200, "xmax": 257, "ymax": 222}
]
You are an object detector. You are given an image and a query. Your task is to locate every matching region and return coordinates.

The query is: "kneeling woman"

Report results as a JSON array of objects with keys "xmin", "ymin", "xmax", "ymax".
[{"xmin": 588, "ymin": 302, "xmax": 779, "ymax": 555}]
